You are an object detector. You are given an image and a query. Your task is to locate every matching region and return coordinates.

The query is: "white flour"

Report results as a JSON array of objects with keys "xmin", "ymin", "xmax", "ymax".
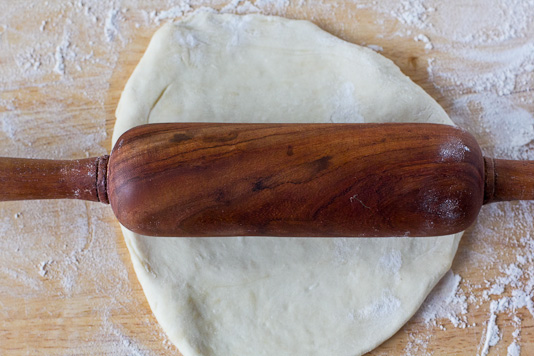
[{"xmin": 0, "ymin": 0, "xmax": 533, "ymax": 355}]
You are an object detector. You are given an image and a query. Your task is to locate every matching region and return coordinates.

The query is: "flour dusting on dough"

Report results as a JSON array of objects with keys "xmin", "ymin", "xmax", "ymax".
[{"xmin": 358, "ymin": 290, "xmax": 402, "ymax": 319}]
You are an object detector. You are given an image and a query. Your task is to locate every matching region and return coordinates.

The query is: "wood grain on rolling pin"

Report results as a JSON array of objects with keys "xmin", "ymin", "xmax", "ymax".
[{"xmin": 108, "ymin": 123, "xmax": 484, "ymax": 237}]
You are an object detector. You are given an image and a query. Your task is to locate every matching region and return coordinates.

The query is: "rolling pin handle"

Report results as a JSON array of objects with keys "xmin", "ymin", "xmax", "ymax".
[
  {"xmin": 0, "ymin": 155, "xmax": 109, "ymax": 203},
  {"xmin": 96, "ymin": 155, "xmax": 110, "ymax": 204},
  {"xmin": 484, "ymin": 157, "xmax": 534, "ymax": 204},
  {"xmin": 483, "ymin": 157, "xmax": 495, "ymax": 204}
]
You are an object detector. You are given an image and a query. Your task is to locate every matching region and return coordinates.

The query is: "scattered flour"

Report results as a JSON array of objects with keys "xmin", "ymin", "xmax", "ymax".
[
  {"xmin": 508, "ymin": 340, "xmax": 521, "ymax": 356},
  {"xmin": 366, "ymin": 44, "xmax": 383, "ymax": 52},
  {"xmin": 415, "ymin": 271, "xmax": 468, "ymax": 328},
  {"xmin": 105, "ymin": 8, "xmax": 121, "ymax": 42},
  {"xmin": 414, "ymin": 33, "xmax": 433, "ymax": 50},
  {"xmin": 53, "ymin": 36, "xmax": 72, "ymax": 75},
  {"xmin": 150, "ymin": 2, "xmax": 193, "ymax": 24},
  {"xmin": 480, "ymin": 301, "xmax": 502, "ymax": 356}
]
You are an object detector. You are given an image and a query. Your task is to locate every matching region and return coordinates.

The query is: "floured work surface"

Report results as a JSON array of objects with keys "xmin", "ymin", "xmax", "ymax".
[{"xmin": 1, "ymin": 1, "xmax": 534, "ymax": 355}]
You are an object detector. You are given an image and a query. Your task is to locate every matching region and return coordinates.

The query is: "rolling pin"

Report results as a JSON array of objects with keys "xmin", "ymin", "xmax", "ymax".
[{"xmin": 1, "ymin": 122, "xmax": 533, "ymax": 237}]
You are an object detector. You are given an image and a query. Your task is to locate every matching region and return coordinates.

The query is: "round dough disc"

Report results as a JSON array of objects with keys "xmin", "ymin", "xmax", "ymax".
[{"xmin": 113, "ymin": 12, "xmax": 461, "ymax": 356}]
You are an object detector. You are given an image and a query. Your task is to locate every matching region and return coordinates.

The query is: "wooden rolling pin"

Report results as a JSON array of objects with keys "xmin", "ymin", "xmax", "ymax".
[{"xmin": 1, "ymin": 123, "xmax": 533, "ymax": 237}]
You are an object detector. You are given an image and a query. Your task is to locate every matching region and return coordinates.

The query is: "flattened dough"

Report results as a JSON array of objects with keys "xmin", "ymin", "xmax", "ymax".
[{"xmin": 113, "ymin": 12, "xmax": 461, "ymax": 356}]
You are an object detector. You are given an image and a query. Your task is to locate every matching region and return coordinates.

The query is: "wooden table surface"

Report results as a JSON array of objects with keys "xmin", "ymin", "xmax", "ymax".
[{"xmin": 1, "ymin": 1, "xmax": 533, "ymax": 355}]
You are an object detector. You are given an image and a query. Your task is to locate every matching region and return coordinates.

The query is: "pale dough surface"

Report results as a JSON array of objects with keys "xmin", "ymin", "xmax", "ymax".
[{"xmin": 113, "ymin": 12, "xmax": 462, "ymax": 356}]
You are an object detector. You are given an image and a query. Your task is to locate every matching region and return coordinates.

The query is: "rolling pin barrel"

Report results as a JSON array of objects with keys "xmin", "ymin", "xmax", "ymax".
[
  {"xmin": 108, "ymin": 123, "xmax": 487, "ymax": 237},
  {"xmin": 2, "ymin": 123, "xmax": 534, "ymax": 238}
]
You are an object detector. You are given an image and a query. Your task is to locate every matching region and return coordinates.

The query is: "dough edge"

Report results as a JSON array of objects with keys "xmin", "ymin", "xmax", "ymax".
[{"xmin": 113, "ymin": 11, "xmax": 462, "ymax": 356}]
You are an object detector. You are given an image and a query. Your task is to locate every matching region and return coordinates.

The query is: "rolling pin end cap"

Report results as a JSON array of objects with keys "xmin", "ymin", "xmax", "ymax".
[{"xmin": 97, "ymin": 155, "xmax": 110, "ymax": 204}]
